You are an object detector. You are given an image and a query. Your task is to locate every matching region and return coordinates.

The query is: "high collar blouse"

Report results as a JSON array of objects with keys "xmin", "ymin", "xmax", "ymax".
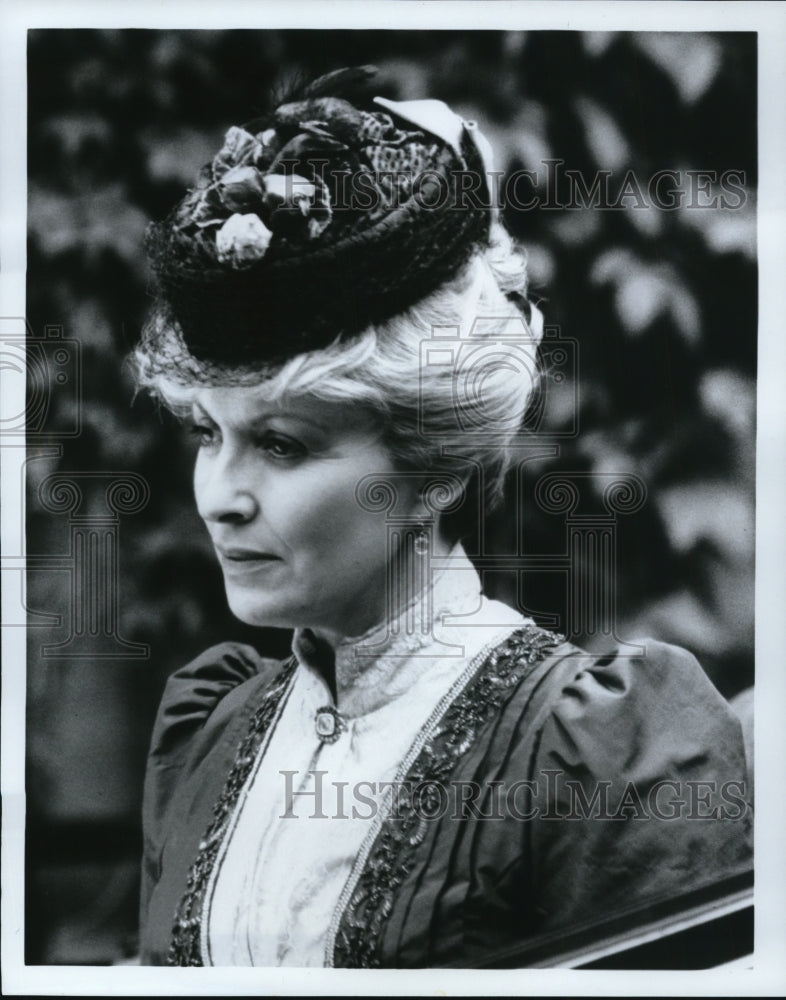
[{"xmin": 204, "ymin": 543, "xmax": 528, "ymax": 966}]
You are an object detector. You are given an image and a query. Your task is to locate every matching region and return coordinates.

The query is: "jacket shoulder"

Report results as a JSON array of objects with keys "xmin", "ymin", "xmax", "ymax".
[
  {"xmin": 146, "ymin": 641, "xmax": 286, "ymax": 766},
  {"xmin": 536, "ymin": 637, "xmax": 745, "ymax": 779},
  {"xmin": 523, "ymin": 637, "xmax": 752, "ymax": 931},
  {"xmin": 142, "ymin": 642, "xmax": 289, "ymax": 863}
]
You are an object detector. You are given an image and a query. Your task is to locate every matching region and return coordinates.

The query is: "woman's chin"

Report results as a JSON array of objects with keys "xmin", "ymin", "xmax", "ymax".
[{"xmin": 225, "ymin": 591, "xmax": 292, "ymax": 630}]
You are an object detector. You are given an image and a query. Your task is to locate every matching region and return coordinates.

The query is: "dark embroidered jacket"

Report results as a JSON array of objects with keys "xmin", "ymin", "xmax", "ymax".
[{"xmin": 139, "ymin": 628, "xmax": 752, "ymax": 967}]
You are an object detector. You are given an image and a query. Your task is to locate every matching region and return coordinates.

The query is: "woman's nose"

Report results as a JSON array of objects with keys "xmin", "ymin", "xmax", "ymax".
[{"xmin": 195, "ymin": 450, "xmax": 259, "ymax": 524}]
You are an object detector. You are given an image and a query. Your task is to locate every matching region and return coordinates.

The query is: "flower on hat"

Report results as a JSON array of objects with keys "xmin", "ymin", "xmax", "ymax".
[
  {"xmin": 213, "ymin": 126, "xmax": 264, "ymax": 175},
  {"xmin": 215, "ymin": 213, "xmax": 272, "ymax": 267},
  {"xmin": 262, "ymin": 172, "xmax": 332, "ymax": 240},
  {"xmin": 218, "ymin": 165, "xmax": 267, "ymax": 213}
]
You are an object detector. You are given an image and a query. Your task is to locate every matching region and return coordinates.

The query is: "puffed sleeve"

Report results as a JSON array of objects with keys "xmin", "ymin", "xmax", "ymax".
[
  {"xmin": 139, "ymin": 642, "xmax": 282, "ymax": 946},
  {"xmin": 526, "ymin": 638, "xmax": 753, "ymax": 934}
]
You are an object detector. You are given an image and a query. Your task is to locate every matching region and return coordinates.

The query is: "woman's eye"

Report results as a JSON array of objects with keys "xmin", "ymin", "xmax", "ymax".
[
  {"xmin": 257, "ymin": 433, "xmax": 306, "ymax": 460},
  {"xmin": 187, "ymin": 423, "xmax": 217, "ymax": 446}
]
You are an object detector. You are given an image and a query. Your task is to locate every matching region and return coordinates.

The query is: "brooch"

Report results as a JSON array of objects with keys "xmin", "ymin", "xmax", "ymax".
[{"xmin": 314, "ymin": 705, "xmax": 347, "ymax": 744}]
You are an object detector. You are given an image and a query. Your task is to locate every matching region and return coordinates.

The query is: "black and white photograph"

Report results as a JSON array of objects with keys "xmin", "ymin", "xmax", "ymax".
[{"xmin": 1, "ymin": 1, "xmax": 784, "ymax": 995}]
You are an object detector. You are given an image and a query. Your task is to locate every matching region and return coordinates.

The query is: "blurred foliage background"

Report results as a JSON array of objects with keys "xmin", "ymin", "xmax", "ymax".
[{"xmin": 24, "ymin": 29, "xmax": 756, "ymax": 963}]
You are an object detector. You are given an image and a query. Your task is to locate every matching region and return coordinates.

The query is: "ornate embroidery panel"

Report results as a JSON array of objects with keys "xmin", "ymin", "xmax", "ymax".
[
  {"xmin": 167, "ymin": 657, "xmax": 298, "ymax": 966},
  {"xmin": 330, "ymin": 625, "xmax": 564, "ymax": 968}
]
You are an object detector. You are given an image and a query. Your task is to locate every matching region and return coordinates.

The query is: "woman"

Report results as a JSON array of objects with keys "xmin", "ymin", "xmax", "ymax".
[{"xmin": 134, "ymin": 67, "xmax": 751, "ymax": 968}]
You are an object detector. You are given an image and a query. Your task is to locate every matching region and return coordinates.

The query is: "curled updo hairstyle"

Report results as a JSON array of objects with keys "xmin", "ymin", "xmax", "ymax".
[{"xmin": 133, "ymin": 219, "xmax": 542, "ymax": 542}]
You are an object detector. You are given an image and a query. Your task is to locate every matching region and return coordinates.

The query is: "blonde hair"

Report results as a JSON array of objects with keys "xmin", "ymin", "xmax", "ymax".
[{"xmin": 133, "ymin": 221, "xmax": 543, "ymax": 534}]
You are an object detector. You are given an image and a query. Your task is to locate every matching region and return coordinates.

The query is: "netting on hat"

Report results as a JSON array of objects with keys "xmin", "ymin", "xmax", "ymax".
[{"xmin": 136, "ymin": 306, "xmax": 280, "ymax": 387}]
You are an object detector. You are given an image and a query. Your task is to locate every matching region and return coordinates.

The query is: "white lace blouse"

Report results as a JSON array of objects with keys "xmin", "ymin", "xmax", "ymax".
[{"xmin": 204, "ymin": 543, "xmax": 529, "ymax": 966}]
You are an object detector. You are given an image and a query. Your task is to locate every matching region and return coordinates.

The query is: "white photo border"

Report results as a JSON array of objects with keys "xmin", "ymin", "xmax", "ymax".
[{"xmin": 2, "ymin": 1, "xmax": 784, "ymax": 995}]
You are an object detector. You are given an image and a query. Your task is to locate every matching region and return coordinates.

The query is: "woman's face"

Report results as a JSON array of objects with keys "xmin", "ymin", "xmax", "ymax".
[{"xmin": 191, "ymin": 386, "xmax": 425, "ymax": 639}]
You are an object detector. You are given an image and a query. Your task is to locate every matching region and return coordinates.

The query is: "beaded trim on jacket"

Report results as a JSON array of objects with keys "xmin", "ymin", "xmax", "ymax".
[
  {"xmin": 329, "ymin": 623, "xmax": 564, "ymax": 968},
  {"xmin": 167, "ymin": 657, "xmax": 297, "ymax": 966},
  {"xmin": 166, "ymin": 623, "xmax": 564, "ymax": 967}
]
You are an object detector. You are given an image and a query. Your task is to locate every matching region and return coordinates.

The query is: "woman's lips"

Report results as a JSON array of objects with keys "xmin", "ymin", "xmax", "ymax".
[
  {"xmin": 218, "ymin": 547, "xmax": 279, "ymax": 560},
  {"xmin": 215, "ymin": 547, "xmax": 282, "ymax": 574}
]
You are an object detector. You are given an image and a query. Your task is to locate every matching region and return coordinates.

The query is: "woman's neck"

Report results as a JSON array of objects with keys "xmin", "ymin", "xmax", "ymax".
[{"xmin": 308, "ymin": 529, "xmax": 456, "ymax": 651}]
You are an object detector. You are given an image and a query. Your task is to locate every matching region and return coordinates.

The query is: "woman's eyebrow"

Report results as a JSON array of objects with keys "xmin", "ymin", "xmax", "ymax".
[
  {"xmin": 192, "ymin": 400, "xmax": 327, "ymax": 433},
  {"xmin": 248, "ymin": 410, "xmax": 325, "ymax": 432}
]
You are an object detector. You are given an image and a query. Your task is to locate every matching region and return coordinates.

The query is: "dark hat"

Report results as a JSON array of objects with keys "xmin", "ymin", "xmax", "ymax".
[{"xmin": 141, "ymin": 66, "xmax": 495, "ymax": 373}]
